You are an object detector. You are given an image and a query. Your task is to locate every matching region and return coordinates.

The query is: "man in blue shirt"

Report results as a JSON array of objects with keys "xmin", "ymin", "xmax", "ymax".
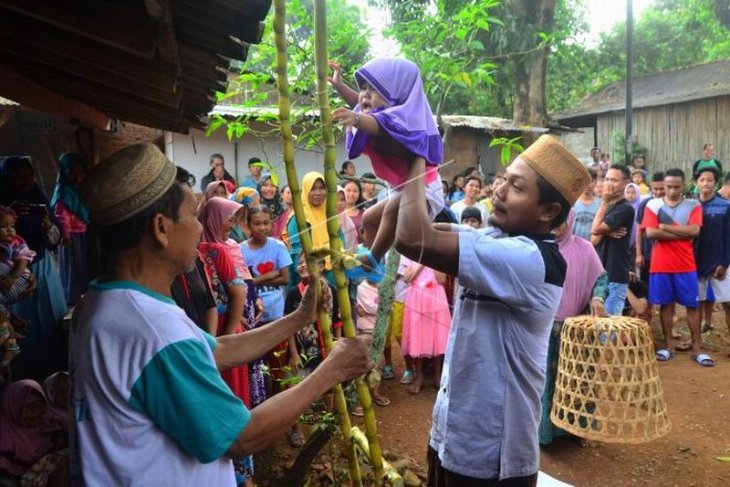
[
  {"xmin": 694, "ymin": 167, "xmax": 730, "ymax": 335},
  {"xmin": 395, "ymin": 136, "xmax": 589, "ymax": 487}
]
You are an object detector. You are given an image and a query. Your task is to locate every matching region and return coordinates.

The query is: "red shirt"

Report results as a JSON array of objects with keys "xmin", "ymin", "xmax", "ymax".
[{"xmin": 641, "ymin": 197, "xmax": 702, "ymax": 273}]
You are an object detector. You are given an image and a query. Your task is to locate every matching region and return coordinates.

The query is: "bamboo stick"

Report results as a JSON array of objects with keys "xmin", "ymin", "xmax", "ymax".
[
  {"xmin": 312, "ymin": 0, "xmax": 387, "ymax": 485},
  {"xmin": 273, "ymin": 1, "xmax": 362, "ymax": 485},
  {"xmin": 351, "ymin": 427, "xmax": 405, "ymax": 487}
]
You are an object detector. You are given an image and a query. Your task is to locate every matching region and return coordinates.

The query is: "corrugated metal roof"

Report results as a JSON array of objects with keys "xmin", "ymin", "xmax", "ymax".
[
  {"xmin": 0, "ymin": 96, "xmax": 18, "ymax": 106},
  {"xmin": 210, "ymin": 105, "xmax": 548, "ymax": 133},
  {"xmin": 553, "ymin": 60, "xmax": 730, "ymax": 122}
]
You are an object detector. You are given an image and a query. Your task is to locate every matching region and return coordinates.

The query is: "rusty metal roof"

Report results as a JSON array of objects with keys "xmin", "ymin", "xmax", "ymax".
[{"xmin": 553, "ymin": 60, "xmax": 730, "ymax": 122}]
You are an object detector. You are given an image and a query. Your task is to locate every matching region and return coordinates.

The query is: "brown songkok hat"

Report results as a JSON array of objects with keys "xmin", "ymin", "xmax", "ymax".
[
  {"xmin": 519, "ymin": 135, "xmax": 590, "ymax": 205},
  {"xmin": 81, "ymin": 143, "xmax": 177, "ymax": 225}
]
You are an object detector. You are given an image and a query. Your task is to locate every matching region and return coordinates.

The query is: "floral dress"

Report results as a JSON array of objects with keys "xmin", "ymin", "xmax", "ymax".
[{"xmin": 199, "ymin": 241, "xmax": 250, "ymax": 407}]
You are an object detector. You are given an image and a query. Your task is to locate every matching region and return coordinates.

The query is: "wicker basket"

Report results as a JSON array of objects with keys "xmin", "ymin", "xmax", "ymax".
[{"xmin": 550, "ymin": 315, "xmax": 671, "ymax": 443}]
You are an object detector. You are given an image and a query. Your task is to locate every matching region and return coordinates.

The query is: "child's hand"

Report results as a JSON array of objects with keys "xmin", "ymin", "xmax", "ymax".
[
  {"xmin": 332, "ymin": 107, "xmax": 356, "ymax": 127},
  {"xmin": 289, "ymin": 352, "xmax": 303, "ymax": 374},
  {"xmin": 328, "ymin": 61, "xmax": 343, "ymax": 88}
]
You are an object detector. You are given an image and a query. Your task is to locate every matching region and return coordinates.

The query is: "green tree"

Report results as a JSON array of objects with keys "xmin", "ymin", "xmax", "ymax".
[{"xmin": 207, "ymin": 0, "xmax": 371, "ymax": 152}]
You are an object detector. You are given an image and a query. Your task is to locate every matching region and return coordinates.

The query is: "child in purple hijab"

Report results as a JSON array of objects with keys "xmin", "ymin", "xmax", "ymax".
[{"xmin": 331, "ymin": 58, "xmax": 444, "ymax": 281}]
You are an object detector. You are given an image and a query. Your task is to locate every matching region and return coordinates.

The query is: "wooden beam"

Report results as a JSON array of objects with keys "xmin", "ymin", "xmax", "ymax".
[
  {"xmin": 0, "ymin": 0, "xmax": 161, "ymax": 59},
  {"xmin": 0, "ymin": 35, "xmax": 181, "ymax": 107},
  {"xmin": 0, "ymin": 63, "xmax": 111, "ymax": 130},
  {"xmin": 0, "ymin": 10, "xmax": 179, "ymax": 92}
]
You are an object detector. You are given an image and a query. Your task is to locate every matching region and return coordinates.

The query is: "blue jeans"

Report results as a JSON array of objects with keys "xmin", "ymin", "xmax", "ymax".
[{"xmin": 605, "ymin": 282, "xmax": 629, "ymax": 315}]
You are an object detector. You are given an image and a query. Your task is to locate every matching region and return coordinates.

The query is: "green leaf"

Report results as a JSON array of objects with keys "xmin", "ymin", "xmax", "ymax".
[
  {"xmin": 469, "ymin": 40, "xmax": 485, "ymax": 51},
  {"xmin": 455, "ymin": 28, "xmax": 467, "ymax": 41},
  {"xmin": 717, "ymin": 456, "xmax": 730, "ymax": 462},
  {"xmin": 226, "ymin": 124, "xmax": 234, "ymax": 142},
  {"xmin": 460, "ymin": 72, "xmax": 473, "ymax": 87},
  {"xmin": 205, "ymin": 116, "xmax": 225, "ymax": 138}
]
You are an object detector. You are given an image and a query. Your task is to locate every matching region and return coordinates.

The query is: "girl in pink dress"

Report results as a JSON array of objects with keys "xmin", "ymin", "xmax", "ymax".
[{"xmin": 400, "ymin": 256, "xmax": 451, "ymax": 395}]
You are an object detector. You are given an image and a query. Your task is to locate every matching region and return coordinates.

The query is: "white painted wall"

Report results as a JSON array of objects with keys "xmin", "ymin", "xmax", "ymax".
[{"xmin": 166, "ymin": 128, "xmax": 374, "ymax": 192}]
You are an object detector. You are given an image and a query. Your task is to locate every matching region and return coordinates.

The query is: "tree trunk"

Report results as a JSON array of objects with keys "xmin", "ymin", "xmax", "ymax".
[{"xmin": 512, "ymin": 0, "xmax": 556, "ymax": 138}]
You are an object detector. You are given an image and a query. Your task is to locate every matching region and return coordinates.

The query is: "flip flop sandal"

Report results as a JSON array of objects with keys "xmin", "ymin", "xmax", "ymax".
[
  {"xmin": 399, "ymin": 370, "xmax": 415, "ymax": 384},
  {"xmin": 352, "ymin": 406, "xmax": 364, "ymax": 417},
  {"xmin": 288, "ymin": 431, "xmax": 306, "ymax": 447},
  {"xmin": 655, "ymin": 349, "xmax": 674, "ymax": 362},
  {"xmin": 382, "ymin": 365, "xmax": 395, "ymax": 380},
  {"xmin": 701, "ymin": 322, "xmax": 714, "ymax": 333},
  {"xmin": 692, "ymin": 353, "xmax": 714, "ymax": 367},
  {"xmin": 675, "ymin": 342, "xmax": 692, "ymax": 352},
  {"xmin": 374, "ymin": 396, "xmax": 391, "ymax": 407}
]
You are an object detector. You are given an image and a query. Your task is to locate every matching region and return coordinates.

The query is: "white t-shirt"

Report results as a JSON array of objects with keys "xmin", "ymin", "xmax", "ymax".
[{"xmin": 69, "ymin": 280, "xmax": 250, "ymax": 486}]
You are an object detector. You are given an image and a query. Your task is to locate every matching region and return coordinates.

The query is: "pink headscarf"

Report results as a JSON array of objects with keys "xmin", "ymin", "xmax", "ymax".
[
  {"xmin": 0, "ymin": 380, "xmax": 54, "ymax": 476},
  {"xmin": 43, "ymin": 372, "xmax": 69, "ymax": 430},
  {"xmin": 555, "ymin": 210, "xmax": 605, "ymax": 321},
  {"xmin": 197, "ymin": 181, "xmax": 229, "ymax": 215},
  {"xmin": 198, "ymin": 196, "xmax": 242, "ymax": 244}
]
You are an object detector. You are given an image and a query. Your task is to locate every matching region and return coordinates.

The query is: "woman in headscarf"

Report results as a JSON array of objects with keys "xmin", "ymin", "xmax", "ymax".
[
  {"xmin": 539, "ymin": 211, "xmax": 608, "ymax": 446},
  {"xmin": 257, "ymin": 173, "xmax": 288, "ymax": 241},
  {"xmin": 0, "ymin": 157, "xmax": 67, "ymax": 361},
  {"xmin": 50, "ymin": 153, "xmax": 90, "ymax": 306},
  {"xmin": 197, "ymin": 197, "xmax": 250, "ymax": 406},
  {"xmin": 228, "ymin": 186, "xmax": 260, "ymax": 243},
  {"xmin": 42, "ymin": 371, "xmax": 69, "ymax": 431},
  {"xmin": 0, "ymin": 380, "xmax": 56, "ymax": 478},
  {"xmin": 285, "ymin": 172, "xmax": 339, "ymax": 289},
  {"xmin": 197, "ymin": 197, "xmax": 257, "ymax": 485},
  {"xmin": 196, "ymin": 181, "xmax": 228, "ymax": 215}
]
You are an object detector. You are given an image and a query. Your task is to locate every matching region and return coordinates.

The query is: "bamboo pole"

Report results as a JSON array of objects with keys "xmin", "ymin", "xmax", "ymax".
[
  {"xmin": 273, "ymin": 2, "xmax": 362, "ymax": 485},
  {"xmin": 351, "ymin": 427, "xmax": 404, "ymax": 487},
  {"xmin": 312, "ymin": 0, "xmax": 387, "ymax": 485}
]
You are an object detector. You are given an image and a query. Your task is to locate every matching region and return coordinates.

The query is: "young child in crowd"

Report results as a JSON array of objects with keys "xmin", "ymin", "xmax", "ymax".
[
  {"xmin": 460, "ymin": 206, "xmax": 483, "ymax": 229},
  {"xmin": 631, "ymin": 170, "xmax": 650, "ymax": 196},
  {"xmin": 331, "ymin": 58, "xmax": 444, "ymax": 281},
  {"xmin": 354, "ymin": 271, "xmax": 391, "ymax": 415},
  {"xmin": 241, "ymin": 205, "xmax": 292, "ymax": 404},
  {"xmin": 0, "ymin": 206, "xmax": 36, "ymax": 366}
]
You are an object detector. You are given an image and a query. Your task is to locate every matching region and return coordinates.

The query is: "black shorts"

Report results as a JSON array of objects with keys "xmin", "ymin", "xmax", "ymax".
[{"xmin": 427, "ymin": 446, "xmax": 538, "ymax": 487}]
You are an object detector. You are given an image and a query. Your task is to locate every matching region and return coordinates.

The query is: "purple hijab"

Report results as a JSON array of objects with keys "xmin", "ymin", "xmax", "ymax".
[{"xmin": 346, "ymin": 58, "xmax": 443, "ymax": 166}]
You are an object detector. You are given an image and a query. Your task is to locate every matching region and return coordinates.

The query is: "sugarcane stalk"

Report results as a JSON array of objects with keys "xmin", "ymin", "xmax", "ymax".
[
  {"xmin": 312, "ymin": 0, "xmax": 387, "ymax": 485},
  {"xmin": 351, "ymin": 427, "xmax": 405, "ymax": 487},
  {"xmin": 273, "ymin": 2, "xmax": 362, "ymax": 485}
]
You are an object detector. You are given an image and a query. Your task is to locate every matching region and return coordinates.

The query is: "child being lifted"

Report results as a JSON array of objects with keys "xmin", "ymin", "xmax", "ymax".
[{"xmin": 330, "ymin": 58, "xmax": 444, "ymax": 281}]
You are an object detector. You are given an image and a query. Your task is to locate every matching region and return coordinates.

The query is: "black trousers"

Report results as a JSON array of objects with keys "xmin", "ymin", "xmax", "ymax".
[{"xmin": 427, "ymin": 447, "xmax": 538, "ymax": 487}]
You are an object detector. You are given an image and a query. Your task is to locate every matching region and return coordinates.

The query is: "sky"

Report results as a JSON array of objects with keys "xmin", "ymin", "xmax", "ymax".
[{"xmin": 365, "ymin": 0, "xmax": 657, "ymax": 56}]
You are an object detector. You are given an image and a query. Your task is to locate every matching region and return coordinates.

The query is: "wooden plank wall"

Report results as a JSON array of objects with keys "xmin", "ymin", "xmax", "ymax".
[{"xmin": 596, "ymin": 95, "xmax": 730, "ymax": 175}]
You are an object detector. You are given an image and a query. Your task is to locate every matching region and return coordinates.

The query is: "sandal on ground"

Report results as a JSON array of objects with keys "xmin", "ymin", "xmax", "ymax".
[
  {"xmin": 701, "ymin": 322, "xmax": 714, "ymax": 333},
  {"xmin": 655, "ymin": 349, "xmax": 674, "ymax": 362},
  {"xmin": 399, "ymin": 370, "xmax": 414, "ymax": 384},
  {"xmin": 382, "ymin": 365, "xmax": 395, "ymax": 380},
  {"xmin": 288, "ymin": 431, "xmax": 306, "ymax": 447},
  {"xmin": 352, "ymin": 406, "xmax": 364, "ymax": 417},
  {"xmin": 675, "ymin": 342, "xmax": 692, "ymax": 352},
  {"xmin": 692, "ymin": 353, "xmax": 714, "ymax": 367},
  {"xmin": 373, "ymin": 395, "xmax": 391, "ymax": 407},
  {"xmin": 344, "ymin": 251, "xmax": 385, "ymax": 283}
]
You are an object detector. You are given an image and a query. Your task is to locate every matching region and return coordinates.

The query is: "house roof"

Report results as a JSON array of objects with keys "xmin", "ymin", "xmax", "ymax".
[
  {"xmin": 0, "ymin": 96, "xmax": 18, "ymax": 106},
  {"xmin": 210, "ymin": 105, "xmax": 549, "ymax": 134},
  {"xmin": 0, "ymin": 0, "xmax": 271, "ymax": 133},
  {"xmin": 553, "ymin": 60, "xmax": 730, "ymax": 123}
]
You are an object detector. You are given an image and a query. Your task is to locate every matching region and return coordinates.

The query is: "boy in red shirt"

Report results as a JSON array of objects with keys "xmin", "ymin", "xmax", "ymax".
[{"xmin": 642, "ymin": 168, "xmax": 711, "ymax": 367}]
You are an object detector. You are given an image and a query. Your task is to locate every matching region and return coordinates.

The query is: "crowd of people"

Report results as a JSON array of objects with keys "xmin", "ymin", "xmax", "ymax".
[{"xmin": 0, "ymin": 53, "xmax": 727, "ymax": 487}]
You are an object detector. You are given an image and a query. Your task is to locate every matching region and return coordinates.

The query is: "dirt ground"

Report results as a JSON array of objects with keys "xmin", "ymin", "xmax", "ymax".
[{"xmin": 261, "ymin": 310, "xmax": 730, "ymax": 486}]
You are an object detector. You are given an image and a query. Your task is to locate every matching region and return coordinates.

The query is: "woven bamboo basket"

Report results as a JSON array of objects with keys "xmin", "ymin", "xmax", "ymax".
[{"xmin": 550, "ymin": 315, "xmax": 671, "ymax": 443}]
